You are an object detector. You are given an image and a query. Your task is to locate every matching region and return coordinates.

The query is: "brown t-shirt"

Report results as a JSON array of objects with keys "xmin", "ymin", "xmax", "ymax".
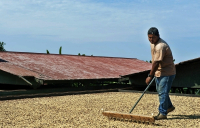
[{"xmin": 150, "ymin": 38, "xmax": 176, "ymax": 77}]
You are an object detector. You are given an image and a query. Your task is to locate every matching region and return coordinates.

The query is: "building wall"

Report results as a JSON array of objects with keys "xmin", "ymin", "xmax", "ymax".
[
  {"xmin": 0, "ymin": 70, "xmax": 41, "ymax": 89},
  {"xmin": 173, "ymin": 61, "xmax": 200, "ymax": 88},
  {"xmin": 128, "ymin": 71, "xmax": 156, "ymax": 86},
  {"xmin": 0, "ymin": 70, "xmax": 28, "ymax": 85},
  {"xmin": 128, "ymin": 61, "xmax": 200, "ymax": 88}
]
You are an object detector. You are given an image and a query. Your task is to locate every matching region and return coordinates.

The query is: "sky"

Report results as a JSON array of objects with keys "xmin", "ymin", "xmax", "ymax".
[{"xmin": 0, "ymin": 0, "xmax": 200, "ymax": 63}]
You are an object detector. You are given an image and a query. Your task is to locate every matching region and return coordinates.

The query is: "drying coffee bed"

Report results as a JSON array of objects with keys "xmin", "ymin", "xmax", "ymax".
[{"xmin": 0, "ymin": 92, "xmax": 199, "ymax": 127}]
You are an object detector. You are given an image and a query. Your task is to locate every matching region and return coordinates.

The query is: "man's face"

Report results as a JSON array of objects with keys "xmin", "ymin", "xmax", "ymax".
[{"xmin": 148, "ymin": 34, "xmax": 159, "ymax": 44}]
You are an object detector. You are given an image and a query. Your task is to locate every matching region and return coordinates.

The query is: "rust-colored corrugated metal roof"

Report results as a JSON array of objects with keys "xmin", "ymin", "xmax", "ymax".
[
  {"xmin": 0, "ymin": 51, "xmax": 152, "ymax": 80},
  {"xmin": 0, "ymin": 62, "xmax": 39, "ymax": 77}
]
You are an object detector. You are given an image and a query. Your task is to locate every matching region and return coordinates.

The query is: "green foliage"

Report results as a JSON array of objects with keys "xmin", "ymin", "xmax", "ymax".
[
  {"xmin": 146, "ymin": 60, "xmax": 152, "ymax": 63},
  {"xmin": 77, "ymin": 53, "xmax": 86, "ymax": 56},
  {"xmin": 0, "ymin": 41, "xmax": 6, "ymax": 51},
  {"xmin": 46, "ymin": 50, "xmax": 50, "ymax": 54},
  {"xmin": 46, "ymin": 46, "xmax": 62, "ymax": 54},
  {"xmin": 59, "ymin": 46, "xmax": 62, "ymax": 55},
  {"xmin": 196, "ymin": 89, "xmax": 200, "ymax": 95},
  {"xmin": 78, "ymin": 53, "xmax": 93, "ymax": 56}
]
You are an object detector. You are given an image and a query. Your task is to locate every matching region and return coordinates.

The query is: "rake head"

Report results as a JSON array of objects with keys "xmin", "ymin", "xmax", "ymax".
[{"xmin": 102, "ymin": 111, "xmax": 155, "ymax": 123}]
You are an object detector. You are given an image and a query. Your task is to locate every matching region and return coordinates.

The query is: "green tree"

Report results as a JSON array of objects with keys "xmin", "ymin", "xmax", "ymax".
[
  {"xmin": 46, "ymin": 50, "xmax": 50, "ymax": 54},
  {"xmin": 78, "ymin": 53, "xmax": 93, "ymax": 56},
  {"xmin": 146, "ymin": 60, "xmax": 152, "ymax": 63},
  {"xmin": 46, "ymin": 46, "xmax": 62, "ymax": 54},
  {"xmin": 59, "ymin": 46, "xmax": 62, "ymax": 55},
  {"xmin": 0, "ymin": 42, "xmax": 6, "ymax": 51},
  {"xmin": 78, "ymin": 53, "xmax": 85, "ymax": 56}
]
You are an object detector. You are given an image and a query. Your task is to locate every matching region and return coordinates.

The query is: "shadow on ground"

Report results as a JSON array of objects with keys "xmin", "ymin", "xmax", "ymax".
[{"xmin": 168, "ymin": 114, "xmax": 200, "ymax": 120}]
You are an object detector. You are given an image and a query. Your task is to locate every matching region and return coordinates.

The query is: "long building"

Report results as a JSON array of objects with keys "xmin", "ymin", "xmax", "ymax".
[
  {"xmin": 121, "ymin": 57, "xmax": 200, "ymax": 92},
  {"xmin": 0, "ymin": 51, "xmax": 152, "ymax": 89}
]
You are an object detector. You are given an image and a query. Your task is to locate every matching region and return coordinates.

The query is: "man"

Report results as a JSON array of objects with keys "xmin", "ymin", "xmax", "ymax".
[{"xmin": 145, "ymin": 27, "xmax": 176, "ymax": 120}]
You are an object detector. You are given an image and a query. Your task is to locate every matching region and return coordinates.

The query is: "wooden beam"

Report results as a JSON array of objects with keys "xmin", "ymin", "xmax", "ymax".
[{"xmin": 102, "ymin": 111, "xmax": 155, "ymax": 123}]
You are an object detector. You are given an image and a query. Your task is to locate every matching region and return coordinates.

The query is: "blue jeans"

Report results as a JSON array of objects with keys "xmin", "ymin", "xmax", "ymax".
[{"xmin": 155, "ymin": 75, "xmax": 176, "ymax": 116}]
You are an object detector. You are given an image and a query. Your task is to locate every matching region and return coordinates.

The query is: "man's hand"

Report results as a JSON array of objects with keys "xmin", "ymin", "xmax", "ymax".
[
  {"xmin": 146, "ymin": 77, "xmax": 153, "ymax": 85},
  {"xmin": 146, "ymin": 61, "xmax": 160, "ymax": 85}
]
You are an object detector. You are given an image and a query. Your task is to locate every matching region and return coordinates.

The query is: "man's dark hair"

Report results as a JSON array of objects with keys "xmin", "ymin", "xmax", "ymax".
[{"xmin": 148, "ymin": 27, "xmax": 159, "ymax": 36}]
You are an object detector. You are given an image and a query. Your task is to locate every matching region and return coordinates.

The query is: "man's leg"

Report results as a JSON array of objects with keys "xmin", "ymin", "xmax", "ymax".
[
  {"xmin": 167, "ymin": 75, "xmax": 176, "ymax": 113},
  {"xmin": 155, "ymin": 75, "xmax": 175, "ymax": 118},
  {"xmin": 155, "ymin": 77, "xmax": 167, "ymax": 119}
]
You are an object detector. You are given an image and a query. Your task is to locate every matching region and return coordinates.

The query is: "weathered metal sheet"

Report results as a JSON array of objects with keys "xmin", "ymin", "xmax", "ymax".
[
  {"xmin": 0, "ymin": 62, "xmax": 39, "ymax": 77},
  {"xmin": 0, "ymin": 51, "xmax": 152, "ymax": 80}
]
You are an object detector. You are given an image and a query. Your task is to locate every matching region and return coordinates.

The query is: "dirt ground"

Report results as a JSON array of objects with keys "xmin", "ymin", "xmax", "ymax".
[{"xmin": 0, "ymin": 92, "xmax": 199, "ymax": 128}]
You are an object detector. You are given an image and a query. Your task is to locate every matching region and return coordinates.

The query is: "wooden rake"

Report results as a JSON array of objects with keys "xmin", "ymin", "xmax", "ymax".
[{"xmin": 102, "ymin": 77, "xmax": 156, "ymax": 123}]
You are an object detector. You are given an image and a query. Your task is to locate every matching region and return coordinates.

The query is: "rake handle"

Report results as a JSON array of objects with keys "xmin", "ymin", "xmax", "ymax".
[{"xmin": 129, "ymin": 77, "xmax": 155, "ymax": 113}]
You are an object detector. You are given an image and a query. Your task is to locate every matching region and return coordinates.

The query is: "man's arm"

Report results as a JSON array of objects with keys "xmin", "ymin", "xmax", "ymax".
[{"xmin": 145, "ymin": 61, "xmax": 160, "ymax": 85}]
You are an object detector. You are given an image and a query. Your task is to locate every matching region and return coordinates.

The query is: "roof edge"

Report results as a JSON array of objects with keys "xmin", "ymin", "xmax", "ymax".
[
  {"xmin": 175, "ymin": 57, "xmax": 200, "ymax": 65},
  {"xmin": 0, "ymin": 51, "xmax": 138, "ymax": 60}
]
